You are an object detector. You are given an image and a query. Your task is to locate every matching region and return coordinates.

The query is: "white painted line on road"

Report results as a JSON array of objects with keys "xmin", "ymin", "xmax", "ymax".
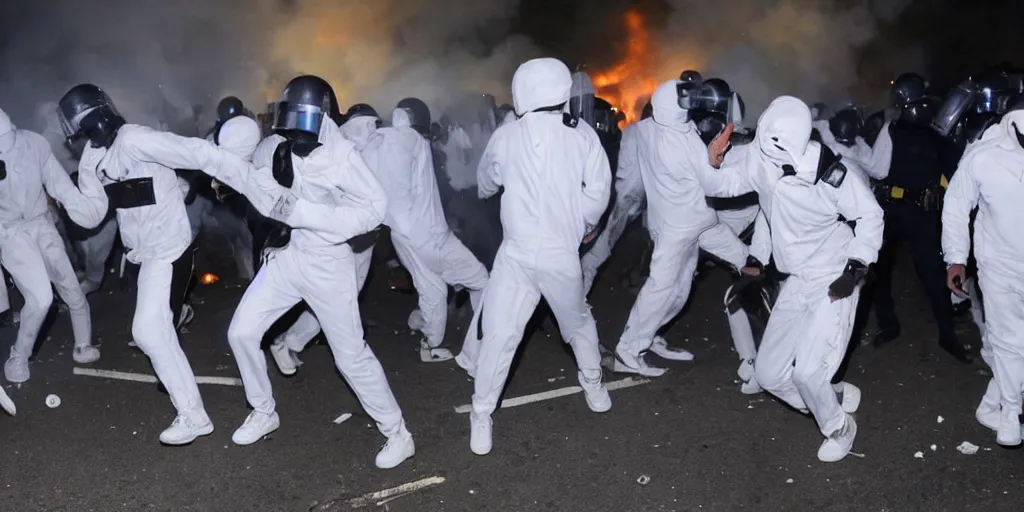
[
  {"xmin": 452, "ymin": 376, "xmax": 650, "ymax": 414},
  {"xmin": 346, "ymin": 476, "xmax": 446, "ymax": 508},
  {"xmin": 73, "ymin": 367, "xmax": 243, "ymax": 387}
]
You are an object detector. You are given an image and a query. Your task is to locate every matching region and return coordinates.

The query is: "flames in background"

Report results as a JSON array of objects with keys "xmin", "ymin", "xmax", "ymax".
[{"xmin": 592, "ymin": 11, "xmax": 700, "ymax": 126}]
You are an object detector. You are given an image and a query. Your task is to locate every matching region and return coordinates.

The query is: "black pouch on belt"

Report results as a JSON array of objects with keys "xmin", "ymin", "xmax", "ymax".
[{"xmin": 104, "ymin": 177, "xmax": 156, "ymax": 210}]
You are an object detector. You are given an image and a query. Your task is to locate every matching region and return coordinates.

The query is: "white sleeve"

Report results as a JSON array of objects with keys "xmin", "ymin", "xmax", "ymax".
[
  {"xmin": 836, "ymin": 172, "xmax": 884, "ymax": 265},
  {"xmin": 940, "ymin": 154, "xmax": 980, "ymax": 265}
]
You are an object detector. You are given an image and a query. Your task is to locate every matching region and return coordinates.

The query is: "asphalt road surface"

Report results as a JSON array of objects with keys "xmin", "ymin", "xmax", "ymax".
[{"xmin": 0, "ymin": 237, "xmax": 1019, "ymax": 512}]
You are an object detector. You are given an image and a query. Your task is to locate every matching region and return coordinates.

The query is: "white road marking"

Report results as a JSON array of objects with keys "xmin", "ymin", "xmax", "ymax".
[
  {"xmin": 73, "ymin": 367, "xmax": 243, "ymax": 387},
  {"xmin": 346, "ymin": 476, "xmax": 446, "ymax": 508},
  {"xmin": 453, "ymin": 376, "xmax": 650, "ymax": 414}
]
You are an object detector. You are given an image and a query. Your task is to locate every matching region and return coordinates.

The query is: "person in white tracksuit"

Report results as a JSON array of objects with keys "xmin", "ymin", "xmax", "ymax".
[
  {"xmin": 612, "ymin": 79, "xmax": 750, "ymax": 378},
  {"xmin": 202, "ymin": 76, "xmax": 414, "ymax": 469},
  {"xmin": 0, "ymin": 107, "xmax": 100, "ymax": 384},
  {"xmin": 943, "ymin": 106, "xmax": 1024, "ymax": 447},
  {"xmin": 581, "ymin": 102, "xmax": 653, "ymax": 295},
  {"xmin": 699, "ymin": 96, "xmax": 883, "ymax": 462},
  {"xmin": 57, "ymin": 84, "xmax": 215, "ymax": 445},
  {"xmin": 267, "ymin": 105, "xmax": 384, "ymax": 376},
  {"xmin": 463, "ymin": 57, "xmax": 613, "ymax": 456},
  {"xmin": 361, "ymin": 98, "xmax": 489, "ymax": 363}
]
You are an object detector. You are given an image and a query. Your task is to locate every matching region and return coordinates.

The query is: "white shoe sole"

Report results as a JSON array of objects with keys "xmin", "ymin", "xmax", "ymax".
[
  {"xmin": 420, "ymin": 347, "xmax": 454, "ymax": 363},
  {"xmin": 232, "ymin": 416, "xmax": 281, "ymax": 446},
  {"xmin": 611, "ymin": 359, "xmax": 667, "ymax": 378},
  {"xmin": 649, "ymin": 345, "xmax": 695, "ymax": 362},
  {"xmin": 0, "ymin": 388, "xmax": 15, "ymax": 416},
  {"xmin": 160, "ymin": 423, "xmax": 215, "ymax": 446}
]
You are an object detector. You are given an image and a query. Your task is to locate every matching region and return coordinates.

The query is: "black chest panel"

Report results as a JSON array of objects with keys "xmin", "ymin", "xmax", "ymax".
[{"xmin": 104, "ymin": 177, "xmax": 156, "ymax": 210}]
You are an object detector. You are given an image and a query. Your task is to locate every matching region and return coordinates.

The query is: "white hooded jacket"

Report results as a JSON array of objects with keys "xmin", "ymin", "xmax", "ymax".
[
  {"xmin": 942, "ymin": 110, "xmax": 1024, "ymax": 279},
  {"xmin": 813, "ymin": 119, "xmax": 893, "ymax": 182},
  {"xmin": 638, "ymin": 80, "xmax": 725, "ymax": 238},
  {"xmin": 616, "ymin": 117, "xmax": 653, "ymax": 201},
  {"xmin": 697, "ymin": 96, "xmax": 884, "ymax": 278},
  {"xmin": 362, "ymin": 110, "xmax": 450, "ymax": 246},
  {"xmin": 477, "ymin": 57, "xmax": 611, "ymax": 253}
]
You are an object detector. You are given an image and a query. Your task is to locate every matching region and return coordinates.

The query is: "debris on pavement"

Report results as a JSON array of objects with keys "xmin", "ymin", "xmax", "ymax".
[
  {"xmin": 636, "ymin": 475, "xmax": 650, "ymax": 485},
  {"xmin": 332, "ymin": 413, "xmax": 353, "ymax": 425},
  {"xmin": 957, "ymin": 442, "xmax": 980, "ymax": 455},
  {"xmin": 914, "ymin": 451, "xmax": 925, "ymax": 459},
  {"xmin": 45, "ymin": 394, "xmax": 61, "ymax": 408}
]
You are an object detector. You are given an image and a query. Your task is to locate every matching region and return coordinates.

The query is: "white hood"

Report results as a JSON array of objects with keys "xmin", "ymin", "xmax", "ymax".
[
  {"xmin": 512, "ymin": 58, "xmax": 572, "ymax": 116},
  {"xmin": 651, "ymin": 79, "xmax": 689, "ymax": 129},
  {"xmin": 391, "ymin": 108, "xmax": 413, "ymax": 129},
  {"xmin": 756, "ymin": 96, "xmax": 813, "ymax": 169},
  {"xmin": 217, "ymin": 116, "xmax": 262, "ymax": 161},
  {"xmin": 999, "ymin": 109, "xmax": 1024, "ymax": 150}
]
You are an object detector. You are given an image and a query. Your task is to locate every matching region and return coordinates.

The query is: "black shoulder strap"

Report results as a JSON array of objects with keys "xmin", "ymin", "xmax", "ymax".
[{"xmin": 814, "ymin": 144, "xmax": 847, "ymax": 188}]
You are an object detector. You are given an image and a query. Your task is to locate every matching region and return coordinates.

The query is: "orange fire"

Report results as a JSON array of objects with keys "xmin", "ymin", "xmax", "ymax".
[
  {"xmin": 200, "ymin": 273, "xmax": 219, "ymax": 285},
  {"xmin": 591, "ymin": 11, "xmax": 660, "ymax": 126}
]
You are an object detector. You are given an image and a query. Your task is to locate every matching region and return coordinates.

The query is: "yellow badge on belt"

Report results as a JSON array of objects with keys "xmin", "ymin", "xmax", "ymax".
[
  {"xmin": 891, "ymin": 186, "xmax": 905, "ymax": 199},
  {"xmin": 940, "ymin": 175, "xmax": 949, "ymax": 189}
]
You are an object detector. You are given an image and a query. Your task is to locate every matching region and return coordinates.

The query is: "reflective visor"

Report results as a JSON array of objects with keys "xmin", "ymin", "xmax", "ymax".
[{"xmin": 271, "ymin": 101, "xmax": 324, "ymax": 135}]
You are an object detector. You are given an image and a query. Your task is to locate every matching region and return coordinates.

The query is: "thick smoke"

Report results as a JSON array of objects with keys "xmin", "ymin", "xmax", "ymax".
[
  {"xmin": 0, "ymin": 0, "xmax": 536, "ymax": 139},
  {"xmin": 647, "ymin": 0, "xmax": 920, "ymax": 121}
]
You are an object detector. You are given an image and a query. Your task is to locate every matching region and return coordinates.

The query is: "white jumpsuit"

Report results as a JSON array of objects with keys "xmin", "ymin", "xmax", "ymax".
[
  {"xmin": 581, "ymin": 118, "xmax": 653, "ymax": 295},
  {"xmin": 814, "ymin": 119, "xmax": 894, "ymax": 182},
  {"xmin": 467, "ymin": 58, "xmax": 613, "ymax": 419},
  {"xmin": 361, "ymin": 112, "xmax": 489, "ymax": 352},
  {"xmin": 613, "ymin": 80, "xmax": 749, "ymax": 374},
  {"xmin": 0, "ymin": 119, "xmax": 97, "ymax": 383},
  {"xmin": 702, "ymin": 98, "xmax": 883, "ymax": 446},
  {"xmin": 197, "ymin": 119, "xmax": 409, "ymax": 443},
  {"xmin": 73, "ymin": 125, "xmax": 211, "ymax": 434},
  {"xmin": 942, "ymin": 111, "xmax": 1024, "ymax": 440}
]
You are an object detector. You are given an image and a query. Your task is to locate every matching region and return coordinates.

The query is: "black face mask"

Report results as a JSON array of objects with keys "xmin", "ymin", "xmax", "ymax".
[{"xmin": 1014, "ymin": 122, "xmax": 1024, "ymax": 149}]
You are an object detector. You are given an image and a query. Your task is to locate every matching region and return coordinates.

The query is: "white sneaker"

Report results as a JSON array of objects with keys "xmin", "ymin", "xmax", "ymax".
[
  {"xmin": 740, "ymin": 379, "xmax": 763, "ymax": 395},
  {"xmin": 0, "ymin": 386, "xmax": 15, "ymax": 416},
  {"xmin": 649, "ymin": 336, "xmax": 694, "ymax": 361},
  {"xmin": 159, "ymin": 412, "xmax": 214, "ymax": 446},
  {"xmin": 375, "ymin": 427, "xmax": 415, "ymax": 469},
  {"xmin": 997, "ymin": 409, "xmax": 1022, "ymax": 447},
  {"xmin": 73, "ymin": 345, "xmax": 101, "ymax": 364},
  {"xmin": 579, "ymin": 375, "xmax": 612, "ymax": 413},
  {"xmin": 232, "ymin": 411, "xmax": 281, "ymax": 446},
  {"xmin": 834, "ymin": 382, "xmax": 862, "ymax": 414},
  {"xmin": 408, "ymin": 310, "xmax": 426, "ymax": 331},
  {"xmin": 454, "ymin": 352, "xmax": 476, "ymax": 378},
  {"xmin": 4, "ymin": 355, "xmax": 29, "ymax": 384},
  {"xmin": 420, "ymin": 340, "xmax": 454, "ymax": 363},
  {"xmin": 269, "ymin": 342, "xmax": 298, "ymax": 376},
  {"xmin": 612, "ymin": 350, "xmax": 667, "ymax": 377},
  {"xmin": 817, "ymin": 414, "xmax": 857, "ymax": 463},
  {"xmin": 737, "ymin": 359, "xmax": 756, "ymax": 382},
  {"xmin": 976, "ymin": 404, "xmax": 1001, "ymax": 432},
  {"xmin": 470, "ymin": 412, "xmax": 493, "ymax": 456}
]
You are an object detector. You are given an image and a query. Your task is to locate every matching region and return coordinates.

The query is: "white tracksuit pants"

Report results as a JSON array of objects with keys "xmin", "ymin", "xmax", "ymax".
[
  {"xmin": 754, "ymin": 273, "xmax": 859, "ymax": 436},
  {"xmin": 391, "ymin": 232, "xmax": 489, "ymax": 348},
  {"xmin": 276, "ymin": 245, "xmax": 375, "ymax": 353},
  {"xmin": 133, "ymin": 252, "xmax": 206, "ymax": 420},
  {"xmin": 471, "ymin": 242, "xmax": 602, "ymax": 416},
  {"xmin": 226, "ymin": 245, "xmax": 404, "ymax": 436},
  {"xmin": 581, "ymin": 193, "xmax": 645, "ymax": 295},
  {"xmin": 977, "ymin": 271, "xmax": 1024, "ymax": 417},
  {"xmin": 1, "ymin": 221, "xmax": 91, "ymax": 359},
  {"xmin": 76, "ymin": 218, "xmax": 118, "ymax": 288},
  {"xmin": 616, "ymin": 223, "xmax": 748, "ymax": 359}
]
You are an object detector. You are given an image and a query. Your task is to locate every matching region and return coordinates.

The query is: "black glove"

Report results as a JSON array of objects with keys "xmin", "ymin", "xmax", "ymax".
[
  {"xmin": 828, "ymin": 259, "xmax": 868, "ymax": 300},
  {"xmin": 272, "ymin": 140, "xmax": 295, "ymax": 188}
]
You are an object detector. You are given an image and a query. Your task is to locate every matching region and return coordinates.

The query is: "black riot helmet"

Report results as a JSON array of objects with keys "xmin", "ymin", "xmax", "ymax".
[
  {"xmin": 271, "ymin": 75, "xmax": 341, "ymax": 142},
  {"xmin": 593, "ymin": 97, "xmax": 620, "ymax": 136},
  {"xmin": 217, "ymin": 96, "xmax": 245, "ymax": 122},
  {"xmin": 862, "ymin": 110, "xmax": 886, "ymax": 146},
  {"xmin": 677, "ymin": 70, "xmax": 703, "ymax": 110},
  {"xmin": 343, "ymin": 103, "xmax": 382, "ymax": 128},
  {"xmin": 899, "ymin": 96, "xmax": 939, "ymax": 128},
  {"xmin": 57, "ymin": 84, "xmax": 125, "ymax": 149},
  {"xmin": 973, "ymin": 70, "xmax": 1015, "ymax": 115},
  {"xmin": 829, "ymin": 107, "xmax": 863, "ymax": 146},
  {"xmin": 395, "ymin": 97, "xmax": 431, "ymax": 136},
  {"xmin": 890, "ymin": 72, "xmax": 928, "ymax": 108},
  {"xmin": 695, "ymin": 78, "xmax": 733, "ymax": 116}
]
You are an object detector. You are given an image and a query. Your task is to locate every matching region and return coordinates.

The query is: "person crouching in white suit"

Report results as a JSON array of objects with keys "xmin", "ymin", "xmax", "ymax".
[
  {"xmin": 464, "ymin": 57, "xmax": 613, "ymax": 456},
  {"xmin": 0, "ymin": 107, "xmax": 100, "ymax": 384},
  {"xmin": 197, "ymin": 76, "xmax": 415, "ymax": 469},
  {"xmin": 361, "ymin": 98, "xmax": 489, "ymax": 363}
]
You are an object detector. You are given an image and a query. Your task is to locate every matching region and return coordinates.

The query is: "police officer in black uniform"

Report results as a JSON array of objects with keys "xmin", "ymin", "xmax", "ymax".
[{"xmin": 871, "ymin": 73, "xmax": 971, "ymax": 363}]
